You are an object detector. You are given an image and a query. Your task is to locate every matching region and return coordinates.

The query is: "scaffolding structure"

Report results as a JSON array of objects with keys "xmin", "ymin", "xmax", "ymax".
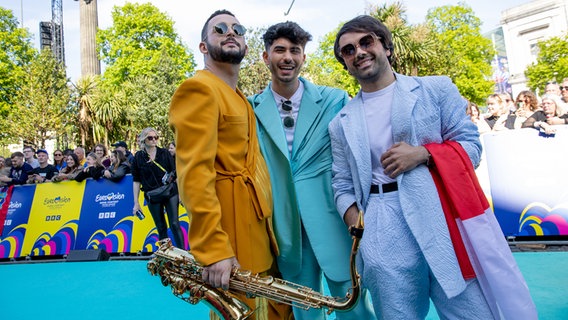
[
  {"xmin": 39, "ymin": 0, "xmax": 65, "ymax": 65},
  {"xmin": 51, "ymin": 0, "xmax": 65, "ymax": 64}
]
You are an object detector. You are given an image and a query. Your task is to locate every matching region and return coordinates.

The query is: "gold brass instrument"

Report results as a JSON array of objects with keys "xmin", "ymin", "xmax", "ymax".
[{"xmin": 147, "ymin": 211, "xmax": 365, "ymax": 320}]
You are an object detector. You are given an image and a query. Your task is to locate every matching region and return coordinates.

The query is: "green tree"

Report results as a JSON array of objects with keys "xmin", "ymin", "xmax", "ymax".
[
  {"xmin": 88, "ymin": 78, "xmax": 124, "ymax": 147},
  {"xmin": 92, "ymin": 2, "xmax": 196, "ymax": 148},
  {"xmin": 304, "ymin": 29, "xmax": 359, "ymax": 97},
  {"xmin": 525, "ymin": 33, "xmax": 568, "ymax": 93},
  {"xmin": 370, "ymin": 2, "xmax": 435, "ymax": 76},
  {"xmin": 97, "ymin": 2, "xmax": 195, "ymax": 86},
  {"xmin": 304, "ymin": 2, "xmax": 437, "ymax": 97},
  {"xmin": 5, "ymin": 50, "xmax": 71, "ymax": 148},
  {"xmin": 424, "ymin": 3, "xmax": 495, "ymax": 104},
  {"xmin": 124, "ymin": 51, "xmax": 185, "ymax": 144},
  {"xmin": 238, "ymin": 27, "xmax": 271, "ymax": 97},
  {"xmin": 73, "ymin": 75, "xmax": 97, "ymax": 147},
  {"xmin": 0, "ymin": 7, "xmax": 37, "ymax": 144}
]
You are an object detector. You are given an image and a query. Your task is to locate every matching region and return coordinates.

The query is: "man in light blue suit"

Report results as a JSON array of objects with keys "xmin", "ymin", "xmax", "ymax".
[
  {"xmin": 329, "ymin": 15, "xmax": 502, "ymax": 319},
  {"xmin": 249, "ymin": 22, "xmax": 376, "ymax": 320}
]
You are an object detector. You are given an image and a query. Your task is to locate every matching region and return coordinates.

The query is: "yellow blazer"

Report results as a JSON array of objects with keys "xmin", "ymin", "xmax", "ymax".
[{"xmin": 169, "ymin": 70, "xmax": 276, "ymax": 273}]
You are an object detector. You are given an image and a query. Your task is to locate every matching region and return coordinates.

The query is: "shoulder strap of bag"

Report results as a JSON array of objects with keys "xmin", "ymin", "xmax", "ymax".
[{"xmin": 151, "ymin": 159, "xmax": 166, "ymax": 173}]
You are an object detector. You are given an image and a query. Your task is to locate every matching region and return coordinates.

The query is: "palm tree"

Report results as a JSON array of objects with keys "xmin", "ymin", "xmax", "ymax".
[
  {"xmin": 73, "ymin": 75, "xmax": 97, "ymax": 147},
  {"xmin": 303, "ymin": 2, "xmax": 437, "ymax": 96},
  {"xmin": 91, "ymin": 82, "xmax": 125, "ymax": 146},
  {"xmin": 368, "ymin": 2, "xmax": 436, "ymax": 76}
]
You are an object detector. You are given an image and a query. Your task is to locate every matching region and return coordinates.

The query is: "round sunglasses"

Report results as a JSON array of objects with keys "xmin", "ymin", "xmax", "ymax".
[
  {"xmin": 212, "ymin": 22, "xmax": 247, "ymax": 37},
  {"xmin": 339, "ymin": 33, "xmax": 380, "ymax": 60}
]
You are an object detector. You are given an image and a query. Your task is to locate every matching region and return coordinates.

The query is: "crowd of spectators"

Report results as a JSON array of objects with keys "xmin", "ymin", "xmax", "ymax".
[
  {"xmin": 0, "ymin": 141, "xmax": 135, "ymax": 187},
  {"xmin": 3, "ymin": 79, "xmax": 568, "ymax": 186},
  {"xmin": 468, "ymin": 78, "xmax": 568, "ymax": 135}
]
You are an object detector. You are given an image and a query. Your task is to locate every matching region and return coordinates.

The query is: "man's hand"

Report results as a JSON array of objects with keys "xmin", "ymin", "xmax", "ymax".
[
  {"xmin": 202, "ymin": 257, "xmax": 240, "ymax": 291},
  {"xmin": 381, "ymin": 142, "xmax": 429, "ymax": 178},
  {"xmin": 343, "ymin": 204, "xmax": 359, "ymax": 227}
]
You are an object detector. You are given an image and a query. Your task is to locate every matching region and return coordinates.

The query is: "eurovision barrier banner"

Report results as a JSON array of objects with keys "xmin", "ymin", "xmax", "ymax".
[
  {"xmin": 483, "ymin": 126, "xmax": 568, "ymax": 237},
  {"xmin": 0, "ymin": 175, "xmax": 189, "ymax": 259}
]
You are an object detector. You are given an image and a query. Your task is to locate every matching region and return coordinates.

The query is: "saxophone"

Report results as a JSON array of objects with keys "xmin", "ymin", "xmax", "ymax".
[{"xmin": 147, "ymin": 211, "xmax": 365, "ymax": 320}]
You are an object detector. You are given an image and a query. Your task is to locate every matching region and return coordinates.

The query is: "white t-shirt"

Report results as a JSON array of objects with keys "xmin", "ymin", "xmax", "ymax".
[{"xmin": 361, "ymin": 82, "xmax": 397, "ymax": 185}]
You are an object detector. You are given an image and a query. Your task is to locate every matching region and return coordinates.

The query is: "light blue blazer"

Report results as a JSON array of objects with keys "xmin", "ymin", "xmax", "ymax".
[
  {"xmin": 329, "ymin": 74, "xmax": 482, "ymax": 298},
  {"xmin": 249, "ymin": 78, "xmax": 352, "ymax": 281}
]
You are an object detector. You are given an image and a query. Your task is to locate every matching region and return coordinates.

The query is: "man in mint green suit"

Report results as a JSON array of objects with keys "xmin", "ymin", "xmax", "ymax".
[{"xmin": 249, "ymin": 22, "xmax": 375, "ymax": 320}]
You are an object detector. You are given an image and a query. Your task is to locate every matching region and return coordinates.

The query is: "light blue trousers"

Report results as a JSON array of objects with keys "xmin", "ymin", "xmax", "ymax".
[
  {"xmin": 281, "ymin": 225, "xmax": 377, "ymax": 320},
  {"xmin": 360, "ymin": 191, "xmax": 495, "ymax": 320}
]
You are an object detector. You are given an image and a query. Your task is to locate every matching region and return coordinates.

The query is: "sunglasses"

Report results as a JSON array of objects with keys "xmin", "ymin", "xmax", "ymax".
[
  {"xmin": 339, "ymin": 33, "xmax": 380, "ymax": 60},
  {"xmin": 281, "ymin": 100, "xmax": 294, "ymax": 128},
  {"xmin": 146, "ymin": 136, "xmax": 159, "ymax": 141},
  {"xmin": 213, "ymin": 22, "xmax": 247, "ymax": 37},
  {"xmin": 560, "ymin": 86, "xmax": 567, "ymax": 90},
  {"xmin": 54, "ymin": 153, "xmax": 63, "ymax": 156}
]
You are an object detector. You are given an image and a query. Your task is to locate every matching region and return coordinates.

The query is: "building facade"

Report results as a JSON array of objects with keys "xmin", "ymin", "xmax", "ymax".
[{"xmin": 500, "ymin": 0, "xmax": 568, "ymax": 97}]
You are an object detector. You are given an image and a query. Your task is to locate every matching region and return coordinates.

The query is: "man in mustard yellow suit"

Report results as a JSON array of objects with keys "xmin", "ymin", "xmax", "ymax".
[{"xmin": 169, "ymin": 9, "xmax": 291, "ymax": 320}]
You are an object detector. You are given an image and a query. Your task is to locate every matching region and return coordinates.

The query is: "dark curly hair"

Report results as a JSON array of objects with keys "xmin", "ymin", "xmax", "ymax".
[{"xmin": 262, "ymin": 21, "xmax": 312, "ymax": 51}]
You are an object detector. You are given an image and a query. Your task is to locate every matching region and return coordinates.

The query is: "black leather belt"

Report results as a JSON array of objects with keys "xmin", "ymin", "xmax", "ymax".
[{"xmin": 370, "ymin": 182, "xmax": 398, "ymax": 194}]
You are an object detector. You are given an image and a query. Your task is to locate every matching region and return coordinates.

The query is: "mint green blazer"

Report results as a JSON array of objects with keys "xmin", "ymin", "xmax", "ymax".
[{"xmin": 249, "ymin": 78, "xmax": 352, "ymax": 281}]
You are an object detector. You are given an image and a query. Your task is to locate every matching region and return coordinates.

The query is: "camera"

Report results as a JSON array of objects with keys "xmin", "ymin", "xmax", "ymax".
[
  {"xmin": 161, "ymin": 172, "xmax": 171, "ymax": 185},
  {"xmin": 135, "ymin": 210, "xmax": 145, "ymax": 220}
]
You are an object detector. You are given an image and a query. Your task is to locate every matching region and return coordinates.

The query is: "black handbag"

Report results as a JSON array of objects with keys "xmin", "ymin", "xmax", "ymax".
[
  {"xmin": 146, "ymin": 182, "xmax": 176, "ymax": 203},
  {"xmin": 145, "ymin": 159, "xmax": 176, "ymax": 203}
]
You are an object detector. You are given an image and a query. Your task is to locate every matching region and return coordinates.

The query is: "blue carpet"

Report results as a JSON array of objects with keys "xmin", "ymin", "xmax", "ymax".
[{"xmin": 1, "ymin": 251, "xmax": 567, "ymax": 319}]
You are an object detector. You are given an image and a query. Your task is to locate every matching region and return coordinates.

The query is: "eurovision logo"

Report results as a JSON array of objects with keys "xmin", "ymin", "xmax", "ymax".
[
  {"xmin": 95, "ymin": 192, "xmax": 125, "ymax": 208},
  {"xmin": 43, "ymin": 196, "xmax": 71, "ymax": 206},
  {"xmin": 95, "ymin": 192, "xmax": 126, "ymax": 202},
  {"xmin": 8, "ymin": 201, "xmax": 22, "ymax": 209}
]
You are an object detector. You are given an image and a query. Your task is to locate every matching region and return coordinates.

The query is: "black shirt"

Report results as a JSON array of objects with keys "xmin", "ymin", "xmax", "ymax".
[
  {"xmin": 74, "ymin": 166, "xmax": 105, "ymax": 182},
  {"xmin": 9, "ymin": 163, "xmax": 34, "ymax": 185},
  {"xmin": 31, "ymin": 164, "xmax": 59, "ymax": 181},
  {"xmin": 131, "ymin": 147, "xmax": 175, "ymax": 192},
  {"xmin": 485, "ymin": 115, "xmax": 499, "ymax": 130},
  {"xmin": 105, "ymin": 162, "xmax": 131, "ymax": 182}
]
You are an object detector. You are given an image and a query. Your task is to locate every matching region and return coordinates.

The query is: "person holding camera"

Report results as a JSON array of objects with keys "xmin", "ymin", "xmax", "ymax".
[{"xmin": 131, "ymin": 127, "xmax": 185, "ymax": 249}]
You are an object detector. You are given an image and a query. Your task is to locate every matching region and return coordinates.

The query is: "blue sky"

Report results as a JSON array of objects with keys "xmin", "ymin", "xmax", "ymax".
[{"xmin": 1, "ymin": 0, "xmax": 528, "ymax": 81}]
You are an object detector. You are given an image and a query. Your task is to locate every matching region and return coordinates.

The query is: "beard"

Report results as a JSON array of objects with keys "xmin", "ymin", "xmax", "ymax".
[{"xmin": 206, "ymin": 39, "xmax": 246, "ymax": 64}]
